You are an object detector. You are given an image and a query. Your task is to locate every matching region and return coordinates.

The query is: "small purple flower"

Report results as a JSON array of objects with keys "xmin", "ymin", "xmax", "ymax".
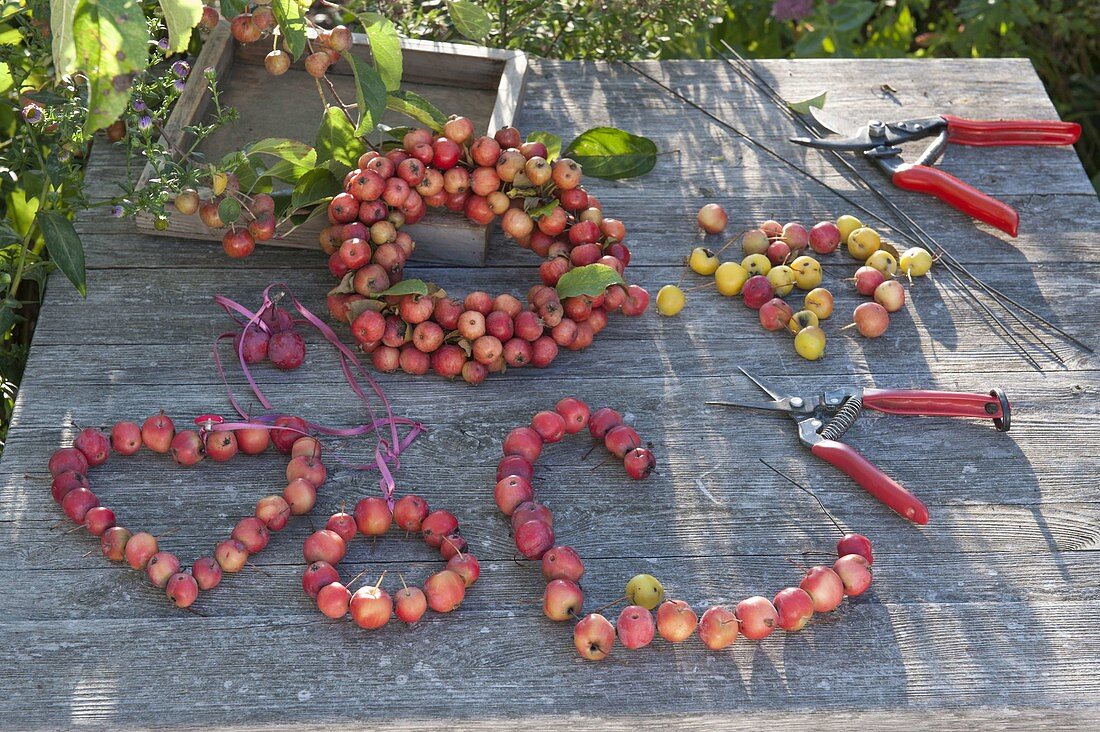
[
  {"xmin": 157, "ymin": 37, "xmax": 170, "ymax": 51},
  {"xmin": 771, "ymin": 0, "xmax": 814, "ymax": 22},
  {"xmin": 174, "ymin": 78, "xmax": 187, "ymax": 92},
  {"xmin": 203, "ymin": 66, "xmax": 217, "ymax": 81},
  {"xmin": 21, "ymin": 103, "xmax": 43, "ymax": 124},
  {"xmin": 139, "ymin": 114, "xmax": 152, "ymax": 130},
  {"xmin": 110, "ymin": 205, "xmax": 125, "ymax": 218},
  {"xmin": 171, "ymin": 60, "xmax": 190, "ymax": 78},
  {"xmin": 132, "ymin": 98, "xmax": 146, "ymax": 112}
]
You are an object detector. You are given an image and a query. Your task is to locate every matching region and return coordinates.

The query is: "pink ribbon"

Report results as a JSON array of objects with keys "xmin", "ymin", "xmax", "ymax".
[{"xmin": 211, "ymin": 283, "xmax": 423, "ymax": 506}]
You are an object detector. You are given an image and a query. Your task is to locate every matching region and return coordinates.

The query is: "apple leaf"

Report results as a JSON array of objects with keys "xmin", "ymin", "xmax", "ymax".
[
  {"xmin": 37, "ymin": 211, "xmax": 86, "ymax": 296},
  {"xmin": 788, "ymin": 91, "xmax": 827, "ymax": 115},
  {"xmin": 159, "ymin": 0, "xmax": 203, "ymax": 55},
  {"xmin": 271, "ymin": 0, "xmax": 307, "ymax": 59},
  {"xmin": 446, "ymin": 1, "xmax": 492, "ymax": 40},
  {"xmin": 386, "ymin": 89, "xmax": 447, "ymax": 131},
  {"xmin": 374, "ymin": 279, "xmax": 429, "ymax": 298},
  {"xmin": 555, "ymin": 264, "xmax": 624, "ymax": 299},
  {"xmin": 563, "ymin": 127, "xmax": 657, "ymax": 180},
  {"xmin": 359, "ymin": 12, "xmax": 403, "ymax": 91},
  {"xmin": 50, "ymin": 0, "xmax": 79, "ymax": 78},
  {"xmin": 315, "ymin": 107, "xmax": 365, "ymax": 169},
  {"xmin": 72, "ymin": 0, "xmax": 149, "ymax": 133},
  {"xmin": 291, "ymin": 168, "xmax": 339, "ymax": 211},
  {"xmin": 527, "ymin": 130, "xmax": 562, "ymax": 161},
  {"xmin": 346, "ymin": 54, "xmax": 389, "ymax": 136}
]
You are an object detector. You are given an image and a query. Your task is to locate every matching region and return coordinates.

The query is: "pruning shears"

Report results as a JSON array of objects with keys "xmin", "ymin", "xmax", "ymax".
[
  {"xmin": 790, "ymin": 108, "xmax": 1081, "ymax": 237},
  {"xmin": 708, "ymin": 368, "xmax": 1012, "ymax": 526}
]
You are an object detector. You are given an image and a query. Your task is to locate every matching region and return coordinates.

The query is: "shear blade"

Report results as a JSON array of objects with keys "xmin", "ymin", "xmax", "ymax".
[{"xmin": 706, "ymin": 400, "xmax": 795, "ymax": 414}]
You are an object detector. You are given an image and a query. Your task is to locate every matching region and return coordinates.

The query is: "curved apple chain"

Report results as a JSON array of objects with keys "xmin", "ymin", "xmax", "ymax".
[{"xmin": 212, "ymin": 282, "xmax": 425, "ymax": 505}]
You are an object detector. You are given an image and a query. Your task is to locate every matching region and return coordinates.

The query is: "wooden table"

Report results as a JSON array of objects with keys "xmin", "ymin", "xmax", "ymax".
[{"xmin": 2, "ymin": 59, "xmax": 1098, "ymax": 729}]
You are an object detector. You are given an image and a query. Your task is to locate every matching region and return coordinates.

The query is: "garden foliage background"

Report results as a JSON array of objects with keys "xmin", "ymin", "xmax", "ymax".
[{"xmin": 0, "ymin": 0, "xmax": 1096, "ymax": 447}]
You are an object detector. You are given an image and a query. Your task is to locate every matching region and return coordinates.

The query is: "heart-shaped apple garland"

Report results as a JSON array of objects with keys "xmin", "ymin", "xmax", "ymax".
[
  {"xmin": 48, "ymin": 414, "xmax": 330, "ymax": 608},
  {"xmin": 493, "ymin": 397, "xmax": 876, "ymax": 660},
  {"xmin": 300, "ymin": 495, "xmax": 480, "ymax": 629}
]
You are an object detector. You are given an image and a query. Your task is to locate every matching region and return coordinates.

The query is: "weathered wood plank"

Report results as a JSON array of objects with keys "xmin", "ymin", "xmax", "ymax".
[{"xmin": 1, "ymin": 56, "xmax": 1098, "ymax": 728}]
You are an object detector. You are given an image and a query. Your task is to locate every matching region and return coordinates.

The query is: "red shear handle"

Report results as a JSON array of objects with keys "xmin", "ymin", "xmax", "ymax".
[
  {"xmin": 811, "ymin": 440, "xmax": 929, "ymax": 525},
  {"xmin": 943, "ymin": 115, "xmax": 1081, "ymax": 147},
  {"xmin": 862, "ymin": 389, "xmax": 1005, "ymax": 420},
  {"xmin": 892, "ymin": 164, "xmax": 1019, "ymax": 237}
]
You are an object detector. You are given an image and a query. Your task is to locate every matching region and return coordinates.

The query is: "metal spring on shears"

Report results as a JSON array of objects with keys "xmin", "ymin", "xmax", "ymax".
[{"xmin": 820, "ymin": 395, "xmax": 863, "ymax": 441}]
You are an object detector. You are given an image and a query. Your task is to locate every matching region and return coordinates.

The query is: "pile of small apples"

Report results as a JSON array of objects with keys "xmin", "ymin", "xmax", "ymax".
[
  {"xmin": 655, "ymin": 203, "xmax": 933, "ymax": 361},
  {"xmin": 566, "ymin": 536, "xmax": 874, "ymax": 660},
  {"xmin": 323, "ymin": 119, "xmax": 647, "ymax": 383},
  {"xmin": 233, "ymin": 305, "xmax": 307, "ymax": 371}
]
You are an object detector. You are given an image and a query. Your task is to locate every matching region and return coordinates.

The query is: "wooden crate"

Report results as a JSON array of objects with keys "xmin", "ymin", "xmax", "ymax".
[{"xmin": 135, "ymin": 21, "xmax": 528, "ymax": 265}]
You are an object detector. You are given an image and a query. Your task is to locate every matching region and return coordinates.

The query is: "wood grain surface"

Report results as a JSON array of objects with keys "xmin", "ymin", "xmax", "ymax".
[{"xmin": 1, "ymin": 58, "xmax": 1098, "ymax": 730}]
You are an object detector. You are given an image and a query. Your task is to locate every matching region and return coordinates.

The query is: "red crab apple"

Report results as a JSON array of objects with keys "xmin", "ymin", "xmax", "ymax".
[
  {"xmin": 110, "ymin": 421, "xmax": 142, "ymax": 456},
  {"xmin": 48, "ymin": 447, "xmax": 88, "ymax": 477},
  {"xmin": 286, "ymin": 455, "xmax": 327, "ymax": 487},
  {"xmin": 215, "ymin": 539, "xmax": 249, "ymax": 573},
  {"xmin": 494, "ymin": 476, "xmax": 534, "ymax": 516},
  {"xmin": 773, "ymin": 587, "xmax": 815, "ymax": 631},
  {"xmin": 74, "ymin": 428, "xmax": 110, "ymax": 466},
  {"xmin": 697, "ymin": 606, "xmax": 739, "ymax": 650},
  {"xmin": 236, "ymin": 427, "xmax": 270, "ymax": 455},
  {"xmin": 83, "ymin": 506, "xmax": 116, "ymax": 536},
  {"xmin": 325, "ymin": 511, "xmax": 357, "ymax": 542},
  {"xmin": 511, "ymin": 501, "xmax": 553, "ymax": 530},
  {"xmin": 125, "ymin": 532, "xmax": 158, "ymax": 570},
  {"xmin": 697, "ymin": 203, "xmax": 728, "ymax": 234},
  {"xmin": 100, "ymin": 526, "xmax": 132, "ymax": 562},
  {"xmin": 303, "ymin": 529, "xmax": 346, "ymax": 564},
  {"xmin": 447, "ymin": 553, "xmax": 480, "ymax": 586},
  {"xmin": 291, "ymin": 437, "xmax": 322, "ymax": 459},
  {"xmin": 205, "ymin": 430, "xmax": 238, "ymax": 462},
  {"xmin": 141, "ymin": 412, "xmax": 175, "ymax": 453},
  {"xmin": 52, "ymin": 470, "xmax": 89, "ymax": 503},
  {"xmin": 170, "ymin": 430, "xmax": 205, "ymax": 466},
  {"xmin": 271, "ymin": 415, "xmax": 309, "ymax": 454},
  {"xmin": 395, "ymin": 587, "xmax": 428, "ymax": 623},
  {"xmin": 852, "ymin": 302, "xmax": 890, "ymax": 338},
  {"xmin": 874, "ymin": 279, "xmax": 906, "ymax": 313},
  {"xmin": 302, "ymin": 561, "xmax": 340, "ymax": 598},
  {"xmin": 351, "ymin": 586, "xmax": 393, "ymax": 629},
  {"xmin": 616, "ymin": 605, "xmax": 656, "ymax": 649},
  {"xmin": 656, "ymin": 600, "xmax": 698, "ymax": 643},
  {"xmin": 515, "ymin": 520, "xmax": 554, "ymax": 559},
  {"xmin": 853, "ymin": 266, "xmax": 886, "ymax": 296},
  {"xmin": 62, "ymin": 488, "xmax": 98, "ymax": 523},
  {"xmin": 837, "ymin": 533, "xmax": 874, "ymax": 565},
  {"xmin": 766, "ymin": 240, "xmax": 792, "ymax": 265},
  {"xmin": 834, "ymin": 554, "xmax": 873, "ymax": 596},
  {"xmin": 588, "ymin": 407, "xmax": 623, "ymax": 440},
  {"xmin": 799, "ymin": 566, "xmax": 845, "ymax": 612},
  {"xmin": 231, "ymin": 516, "xmax": 270, "ymax": 554},
  {"xmin": 531, "ymin": 411, "xmax": 567, "ymax": 443},
  {"xmin": 741, "ymin": 275, "xmax": 775, "ymax": 310},
  {"xmin": 255, "ymin": 495, "xmax": 291, "ymax": 531},
  {"xmin": 604, "ymin": 425, "xmax": 641, "ymax": 459},
  {"xmin": 192, "ymin": 557, "xmax": 222, "ymax": 590},
  {"xmin": 781, "ymin": 222, "xmax": 809, "ymax": 251},
  {"xmin": 166, "ymin": 572, "xmax": 199, "ymax": 608},
  {"xmin": 317, "ymin": 582, "xmax": 352, "ymax": 618},
  {"xmin": 541, "ymin": 546, "xmax": 584, "ymax": 583},
  {"xmin": 735, "ymin": 596, "xmax": 779, "ymax": 640},
  {"xmin": 810, "ymin": 221, "xmax": 841, "ymax": 254},
  {"xmin": 574, "ymin": 613, "xmax": 615, "ymax": 661},
  {"xmin": 421, "ymin": 510, "xmax": 459, "ymax": 548},
  {"xmin": 543, "ymin": 579, "xmax": 584, "ymax": 621},
  {"xmin": 146, "ymin": 551, "xmax": 180, "ymax": 588},
  {"xmin": 623, "ymin": 448, "xmax": 656, "ymax": 480},
  {"xmin": 424, "ymin": 570, "xmax": 466, "ymax": 612},
  {"xmin": 393, "ymin": 495, "xmax": 430, "ymax": 532},
  {"xmin": 354, "ymin": 497, "xmax": 391, "ymax": 536},
  {"xmin": 503, "ymin": 426, "xmax": 543, "ymax": 463},
  {"xmin": 555, "ymin": 398, "xmax": 590, "ymax": 433},
  {"xmin": 759, "ymin": 298, "xmax": 794, "ymax": 331},
  {"xmin": 497, "ymin": 455, "xmax": 534, "ymax": 482}
]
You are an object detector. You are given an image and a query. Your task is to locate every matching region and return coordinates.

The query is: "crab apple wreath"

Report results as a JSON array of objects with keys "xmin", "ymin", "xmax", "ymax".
[{"xmin": 321, "ymin": 119, "xmax": 650, "ymax": 383}]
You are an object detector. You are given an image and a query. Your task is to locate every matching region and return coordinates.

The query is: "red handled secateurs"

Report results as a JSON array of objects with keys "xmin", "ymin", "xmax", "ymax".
[
  {"xmin": 708, "ymin": 368, "xmax": 1011, "ymax": 525},
  {"xmin": 790, "ymin": 111, "xmax": 1081, "ymax": 237}
]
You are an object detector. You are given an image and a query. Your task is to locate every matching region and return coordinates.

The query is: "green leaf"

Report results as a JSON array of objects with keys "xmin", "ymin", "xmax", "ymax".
[
  {"xmin": 50, "ymin": 0, "xmax": 79, "ymax": 78},
  {"xmin": 245, "ymin": 138, "xmax": 317, "ymax": 180},
  {"xmin": 346, "ymin": 54, "xmax": 389, "ymax": 136},
  {"xmin": 271, "ymin": 0, "xmax": 307, "ymax": 59},
  {"xmin": 158, "ymin": 0, "xmax": 203, "ymax": 55},
  {"xmin": 446, "ymin": 1, "xmax": 492, "ymax": 40},
  {"xmin": 554, "ymin": 264, "xmax": 624, "ymax": 299},
  {"xmin": 218, "ymin": 197, "xmax": 241, "ymax": 225},
  {"xmin": 219, "ymin": 0, "xmax": 246, "ymax": 17},
  {"xmin": 36, "ymin": 211, "xmax": 86, "ymax": 297},
  {"xmin": 788, "ymin": 91, "xmax": 828, "ymax": 115},
  {"xmin": 359, "ymin": 12, "xmax": 403, "ymax": 91},
  {"xmin": 374, "ymin": 279, "xmax": 429, "ymax": 298},
  {"xmin": 291, "ymin": 168, "xmax": 339, "ymax": 211},
  {"xmin": 527, "ymin": 199, "xmax": 559, "ymax": 219},
  {"xmin": 563, "ymin": 127, "xmax": 657, "ymax": 180},
  {"xmin": 315, "ymin": 107, "xmax": 365, "ymax": 169},
  {"xmin": 527, "ymin": 131, "xmax": 562, "ymax": 161},
  {"xmin": 0, "ymin": 221, "xmax": 20, "ymax": 247},
  {"xmin": 831, "ymin": 0, "xmax": 876, "ymax": 32},
  {"xmin": 72, "ymin": 0, "xmax": 150, "ymax": 133},
  {"xmin": 386, "ymin": 90, "xmax": 447, "ymax": 131}
]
